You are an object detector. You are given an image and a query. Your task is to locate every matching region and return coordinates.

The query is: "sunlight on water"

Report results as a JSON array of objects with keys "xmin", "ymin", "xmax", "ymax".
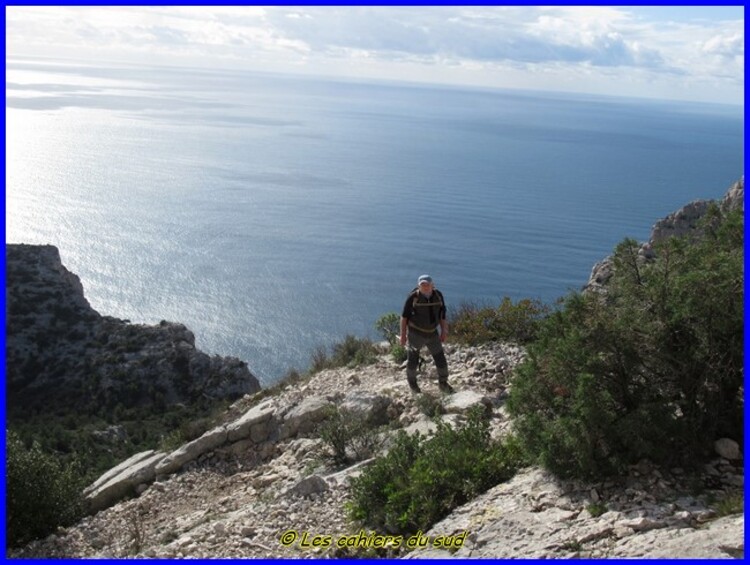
[{"xmin": 6, "ymin": 58, "xmax": 743, "ymax": 384}]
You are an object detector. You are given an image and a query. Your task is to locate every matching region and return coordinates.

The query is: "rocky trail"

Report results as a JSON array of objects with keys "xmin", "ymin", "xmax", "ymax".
[{"xmin": 11, "ymin": 343, "xmax": 744, "ymax": 559}]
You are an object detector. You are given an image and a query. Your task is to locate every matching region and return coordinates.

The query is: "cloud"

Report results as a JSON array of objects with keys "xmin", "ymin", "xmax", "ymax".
[
  {"xmin": 701, "ymin": 32, "xmax": 744, "ymax": 58},
  {"xmin": 257, "ymin": 6, "xmax": 674, "ymax": 73},
  {"xmin": 5, "ymin": 6, "xmax": 743, "ymax": 104}
]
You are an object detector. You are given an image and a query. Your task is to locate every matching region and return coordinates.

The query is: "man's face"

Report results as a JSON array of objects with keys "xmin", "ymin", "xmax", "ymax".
[{"xmin": 419, "ymin": 281, "xmax": 433, "ymax": 296}]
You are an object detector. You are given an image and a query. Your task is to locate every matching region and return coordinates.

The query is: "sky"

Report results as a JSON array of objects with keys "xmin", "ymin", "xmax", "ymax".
[{"xmin": 5, "ymin": 5, "xmax": 745, "ymax": 105}]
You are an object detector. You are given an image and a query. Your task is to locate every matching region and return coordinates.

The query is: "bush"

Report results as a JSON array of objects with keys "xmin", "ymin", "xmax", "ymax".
[
  {"xmin": 375, "ymin": 313, "xmax": 409, "ymax": 363},
  {"xmin": 375, "ymin": 312, "xmax": 401, "ymax": 346},
  {"xmin": 317, "ymin": 406, "xmax": 384, "ymax": 465},
  {"xmin": 414, "ymin": 392, "xmax": 445, "ymax": 418},
  {"xmin": 332, "ymin": 335, "xmax": 379, "ymax": 367},
  {"xmin": 6, "ymin": 430, "xmax": 85, "ymax": 547},
  {"xmin": 390, "ymin": 344, "xmax": 407, "ymax": 363},
  {"xmin": 348, "ymin": 407, "xmax": 525, "ymax": 535},
  {"xmin": 310, "ymin": 335, "xmax": 379, "ymax": 373},
  {"xmin": 450, "ymin": 297, "xmax": 550, "ymax": 346},
  {"xmin": 508, "ymin": 206, "xmax": 744, "ymax": 478}
]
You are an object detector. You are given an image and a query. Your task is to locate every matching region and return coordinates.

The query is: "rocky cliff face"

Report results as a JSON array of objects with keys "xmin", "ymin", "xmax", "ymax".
[
  {"xmin": 586, "ymin": 178, "xmax": 744, "ymax": 292},
  {"xmin": 6, "ymin": 244, "xmax": 260, "ymax": 415}
]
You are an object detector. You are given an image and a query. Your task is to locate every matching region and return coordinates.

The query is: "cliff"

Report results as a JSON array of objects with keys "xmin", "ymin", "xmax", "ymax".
[{"xmin": 6, "ymin": 244, "xmax": 260, "ymax": 417}]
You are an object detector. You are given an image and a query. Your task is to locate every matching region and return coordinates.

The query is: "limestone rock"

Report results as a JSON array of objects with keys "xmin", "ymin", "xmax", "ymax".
[
  {"xmin": 156, "ymin": 426, "xmax": 228, "ymax": 476},
  {"xmin": 721, "ymin": 178, "xmax": 744, "ymax": 212},
  {"xmin": 225, "ymin": 399, "xmax": 277, "ymax": 442},
  {"xmin": 649, "ymin": 199, "xmax": 711, "ymax": 244},
  {"xmin": 280, "ymin": 396, "xmax": 334, "ymax": 439},
  {"xmin": 340, "ymin": 392, "xmax": 392, "ymax": 426},
  {"xmin": 443, "ymin": 390, "xmax": 492, "ymax": 415},
  {"xmin": 84, "ymin": 450, "xmax": 166, "ymax": 513},
  {"xmin": 284, "ymin": 475, "xmax": 329, "ymax": 498},
  {"xmin": 12, "ymin": 338, "xmax": 746, "ymax": 559},
  {"xmin": 714, "ymin": 438, "xmax": 742, "ymax": 461},
  {"xmin": 609, "ymin": 514, "xmax": 744, "ymax": 558}
]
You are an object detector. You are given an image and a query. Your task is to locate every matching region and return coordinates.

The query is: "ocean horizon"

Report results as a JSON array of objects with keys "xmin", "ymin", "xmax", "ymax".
[{"xmin": 6, "ymin": 57, "xmax": 744, "ymax": 385}]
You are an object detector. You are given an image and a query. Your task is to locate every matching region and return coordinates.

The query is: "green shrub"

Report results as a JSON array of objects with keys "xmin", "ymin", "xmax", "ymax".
[
  {"xmin": 159, "ymin": 429, "xmax": 185, "ymax": 453},
  {"xmin": 310, "ymin": 346, "xmax": 330, "ymax": 373},
  {"xmin": 348, "ymin": 407, "xmax": 524, "ymax": 535},
  {"xmin": 714, "ymin": 493, "xmax": 744, "ymax": 517},
  {"xmin": 414, "ymin": 392, "xmax": 445, "ymax": 418},
  {"xmin": 508, "ymin": 206, "xmax": 744, "ymax": 478},
  {"xmin": 332, "ymin": 335, "xmax": 379, "ymax": 368},
  {"xmin": 375, "ymin": 312, "xmax": 408, "ymax": 363},
  {"xmin": 310, "ymin": 335, "xmax": 379, "ymax": 373},
  {"xmin": 390, "ymin": 344, "xmax": 407, "ymax": 363},
  {"xmin": 317, "ymin": 406, "xmax": 384, "ymax": 465},
  {"xmin": 450, "ymin": 297, "xmax": 550, "ymax": 346},
  {"xmin": 375, "ymin": 312, "xmax": 401, "ymax": 346},
  {"xmin": 587, "ymin": 502, "xmax": 607, "ymax": 517},
  {"xmin": 6, "ymin": 430, "xmax": 85, "ymax": 547}
]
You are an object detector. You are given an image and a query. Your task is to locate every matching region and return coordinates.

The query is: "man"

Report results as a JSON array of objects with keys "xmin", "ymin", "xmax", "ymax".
[{"xmin": 400, "ymin": 274, "xmax": 454, "ymax": 394}]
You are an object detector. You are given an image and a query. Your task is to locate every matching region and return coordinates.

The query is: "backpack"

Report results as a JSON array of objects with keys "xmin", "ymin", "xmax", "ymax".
[{"xmin": 409, "ymin": 287, "xmax": 444, "ymax": 306}]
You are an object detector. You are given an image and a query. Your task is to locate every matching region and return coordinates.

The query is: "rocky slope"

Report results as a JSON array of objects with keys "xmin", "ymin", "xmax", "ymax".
[
  {"xmin": 6, "ymin": 244, "xmax": 260, "ymax": 415},
  {"xmin": 9, "ymin": 343, "xmax": 743, "ymax": 559},
  {"xmin": 8, "ymin": 180, "xmax": 744, "ymax": 558}
]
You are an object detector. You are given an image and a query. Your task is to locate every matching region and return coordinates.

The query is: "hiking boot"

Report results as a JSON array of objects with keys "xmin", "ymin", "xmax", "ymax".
[
  {"xmin": 438, "ymin": 382, "xmax": 454, "ymax": 394},
  {"xmin": 409, "ymin": 382, "xmax": 421, "ymax": 394}
]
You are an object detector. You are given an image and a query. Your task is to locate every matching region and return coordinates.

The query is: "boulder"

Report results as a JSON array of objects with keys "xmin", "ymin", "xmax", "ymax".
[
  {"xmin": 340, "ymin": 392, "xmax": 392, "ymax": 426},
  {"xmin": 443, "ymin": 390, "xmax": 492, "ymax": 415},
  {"xmin": 84, "ymin": 450, "xmax": 166, "ymax": 513},
  {"xmin": 280, "ymin": 397, "xmax": 334, "ymax": 439},
  {"xmin": 714, "ymin": 438, "xmax": 741, "ymax": 461},
  {"xmin": 284, "ymin": 475, "xmax": 330, "ymax": 498},
  {"xmin": 225, "ymin": 399, "xmax": 277, "ymax": 442},
  {"xmin": 155, "ymin": 426, "xmax": 228, "ymax": 475}
]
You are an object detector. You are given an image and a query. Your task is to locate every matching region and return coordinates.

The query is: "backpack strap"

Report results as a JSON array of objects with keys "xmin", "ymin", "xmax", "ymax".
[{"xmin": 410, "ymin": 288, "xmax": 444, "ymax": 308}]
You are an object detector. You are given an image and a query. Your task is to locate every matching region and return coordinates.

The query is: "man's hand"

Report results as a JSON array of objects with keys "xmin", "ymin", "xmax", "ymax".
[
  {"xmin": 400, "ymin": 334, "xmax": 407, "ymax": 346},
  {"xmin": 440, "ymin": 321, "xmax": 448, "ymax": 343}
]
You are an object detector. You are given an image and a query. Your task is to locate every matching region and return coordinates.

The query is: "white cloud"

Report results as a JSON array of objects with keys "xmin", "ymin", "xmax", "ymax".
[
  {"xmin": 5, "ymin": 6, "xmax": 744, "ymax": 105},
  {"xmin": 702, "ymin": 32, "xmax": 744, "ymax": 58}
]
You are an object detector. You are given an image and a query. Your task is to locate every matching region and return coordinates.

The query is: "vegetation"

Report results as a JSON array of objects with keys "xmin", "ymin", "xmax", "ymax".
[
  {"xmin": 714, "ymin": 492, "xmax": 744, "ymax": 518},
  {"xmin": 414, "ymin": 391, "xmax": 446, "ymax": 418},
  {"xmin": 9, "ymin": 397, "xmax": 230, "ymax": 487},
  {"xmin": 6, "ymin": 430, "xmax": 86, "ymax": 548},
  {"xmin": 310, "ymin": 335, "xmax": 379, "ymax": 373},
  {"xmin": 375, "ymin": 312, "xmax": 408, "ymax": 362},
  {"xmin": 316, "ymin": 405, "xmax": 385, "ymax": 465},
  {"xmin": 348, "ymin": 407, "xmax": 526, "ymax": 535},
  {"xmin": 508, "ymin": 206, "xmax": 743, "ymax": 478},
  {"xmin": 449, "ymin": 297, "xmax": 551, "ymax": 346}
]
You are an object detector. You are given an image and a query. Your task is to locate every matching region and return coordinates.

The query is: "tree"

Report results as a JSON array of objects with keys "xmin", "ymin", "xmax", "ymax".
[{"xmin": 508, "ymin": 206, "xmax": 743, "ymax": 478}]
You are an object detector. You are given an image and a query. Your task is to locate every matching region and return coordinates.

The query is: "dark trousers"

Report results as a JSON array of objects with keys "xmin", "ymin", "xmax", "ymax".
[{"xmin": 406, "ymin": 330, "xmax": 449, "ymax": 387}]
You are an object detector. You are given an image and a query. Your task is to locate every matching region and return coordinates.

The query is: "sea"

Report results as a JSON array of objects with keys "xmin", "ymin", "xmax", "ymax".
[{"xmin": 6, "ymin": 57, "xmax": 744, "ymax": 386}]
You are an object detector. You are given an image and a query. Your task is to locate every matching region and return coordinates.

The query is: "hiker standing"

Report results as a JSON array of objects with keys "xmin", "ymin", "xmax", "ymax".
[{"xmin": 399, "ymin": 274, "xmax": 453, "ymax": 394}]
